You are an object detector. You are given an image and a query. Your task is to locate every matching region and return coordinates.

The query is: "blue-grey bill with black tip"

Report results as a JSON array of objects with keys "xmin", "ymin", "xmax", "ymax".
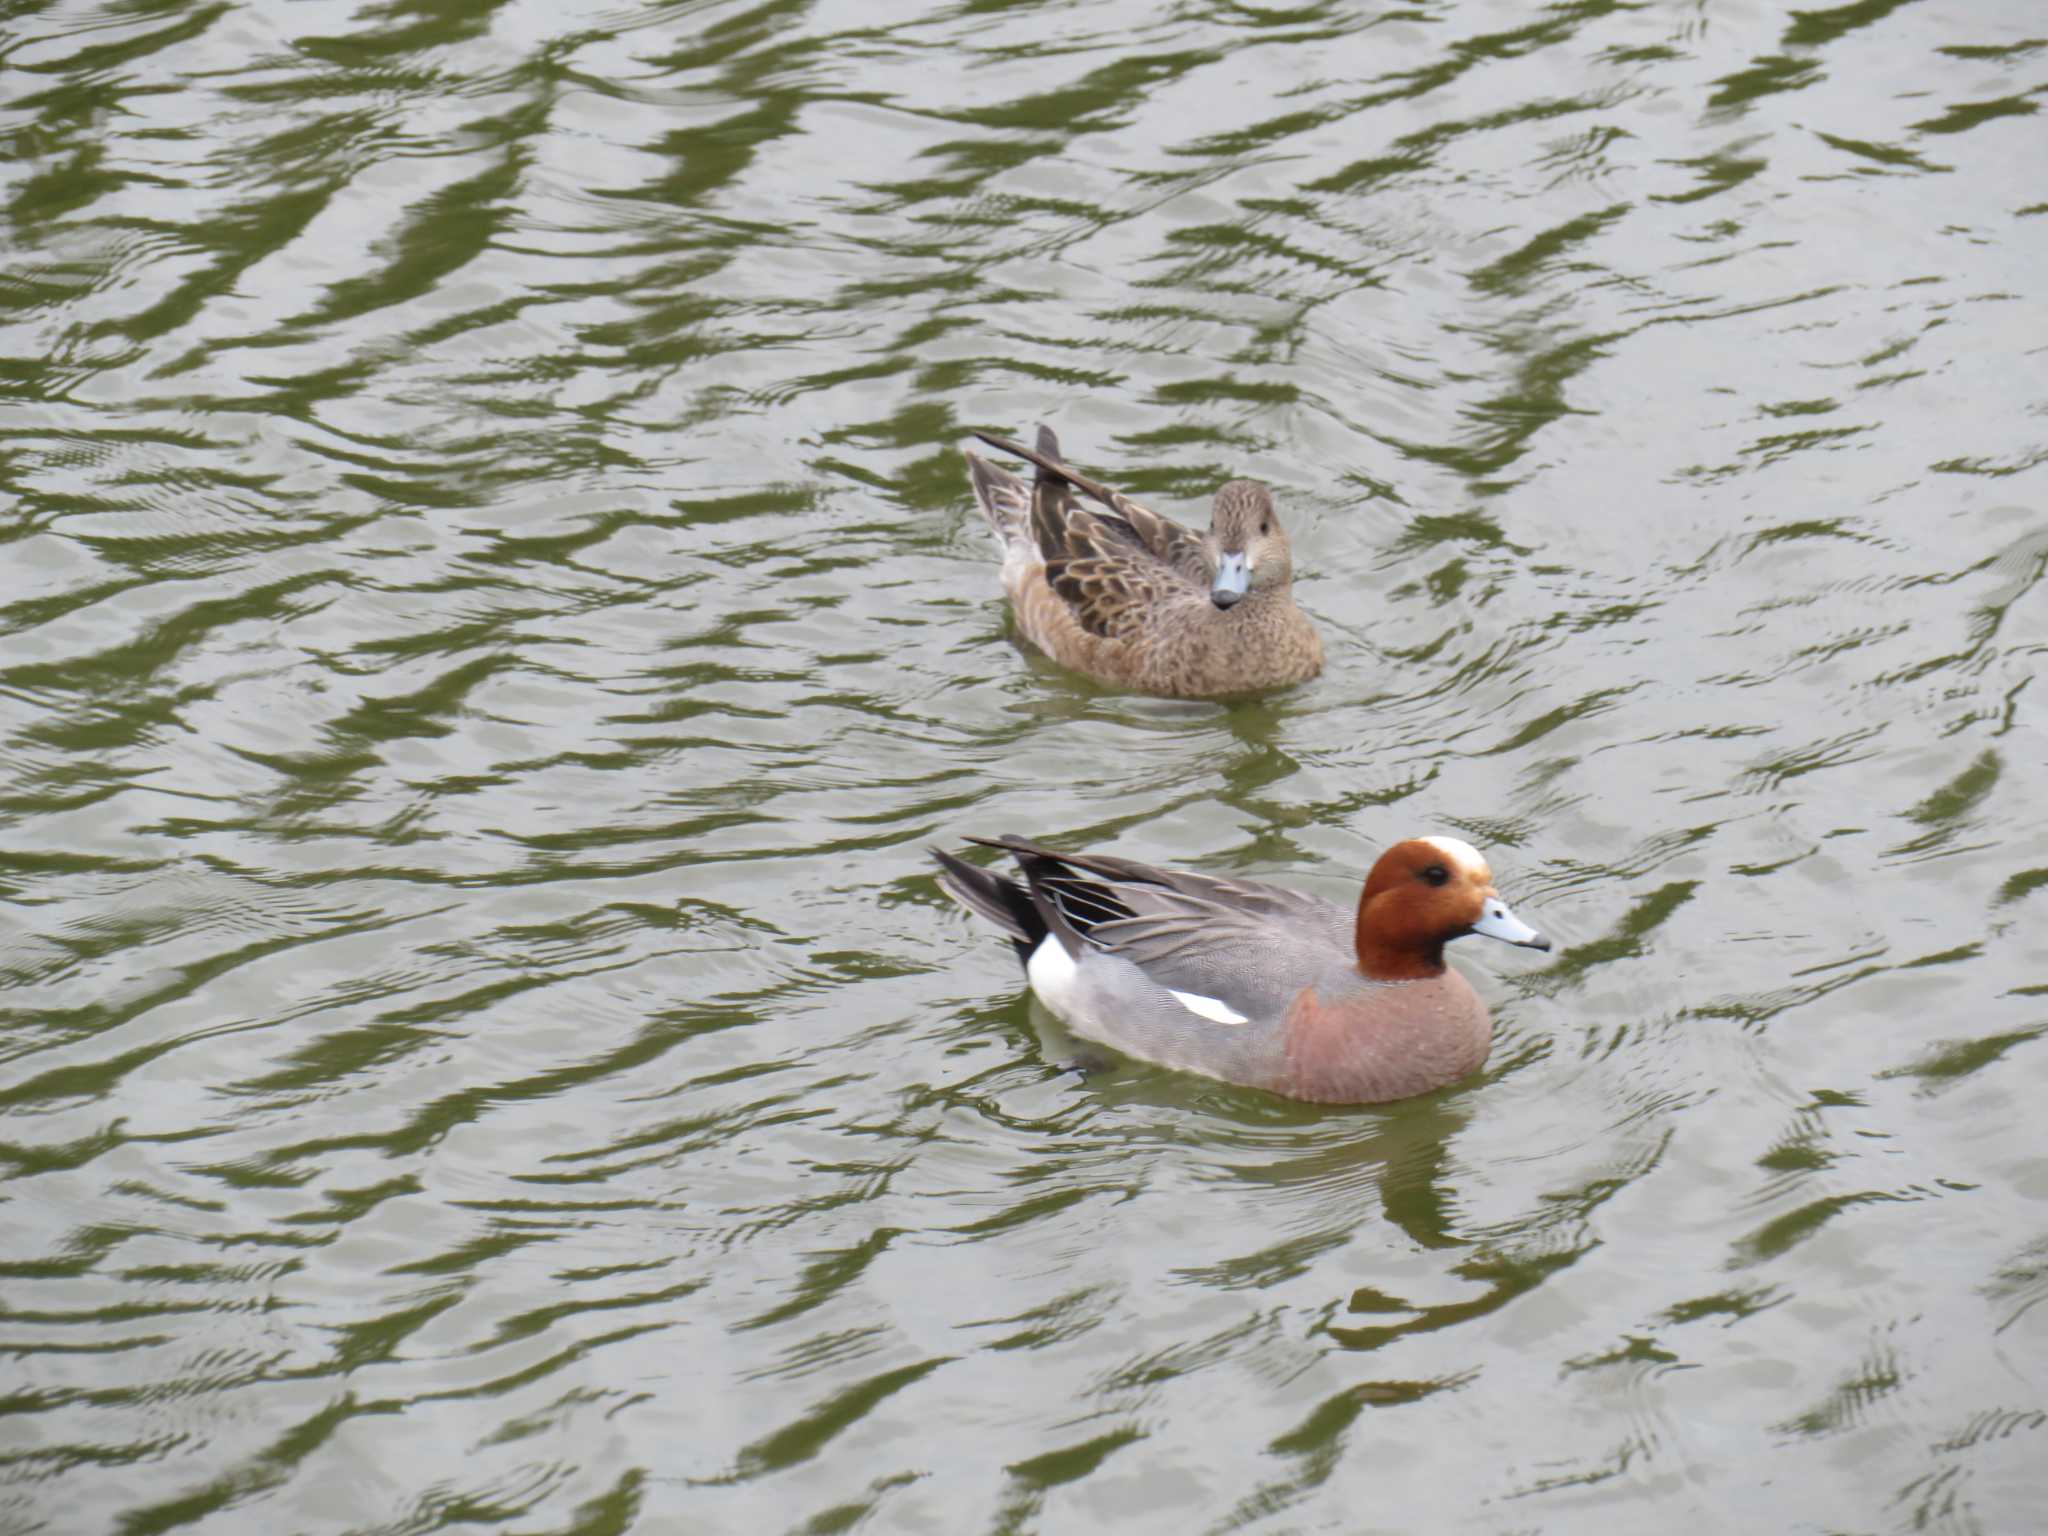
[
  {"xmin": 1473, "ymin": 897, "xmax": 1550, "ymax": 950},
  {"xmin": 1211, "ymin": 552, "xmax": 1249, "ymax": 609}
]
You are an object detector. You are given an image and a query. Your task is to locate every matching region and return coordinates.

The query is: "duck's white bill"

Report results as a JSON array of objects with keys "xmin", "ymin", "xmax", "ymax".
[{"xmin": 1473, "ymin": 897, "xmax": 1551, "ymax": 950}]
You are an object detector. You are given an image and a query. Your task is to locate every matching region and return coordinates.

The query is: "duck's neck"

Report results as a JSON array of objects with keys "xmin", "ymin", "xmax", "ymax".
[
  {"xmin": 1223, "ymin": 584, "xmax": 1286, "ymax": 613},
  {"xmin": 1353, "ymin": 910, "xmax": 1449, "ymax": 981},
  {"xmin": 1210, "ymin": 587, "xmax": 1297, "ymax": 635}
]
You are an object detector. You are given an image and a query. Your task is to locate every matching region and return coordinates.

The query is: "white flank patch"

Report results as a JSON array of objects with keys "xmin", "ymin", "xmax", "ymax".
[
  {"xmin": 1168, "ymin": 988, "xmax": 1249, "ymax": 1025},
  {"xmin": 1419, "ymin": 834, "xmax": 1486, "ymax": 878},
  {"xmin": 1026, "ymin": 934, "xmax": 1080, "ymax": 1016}
]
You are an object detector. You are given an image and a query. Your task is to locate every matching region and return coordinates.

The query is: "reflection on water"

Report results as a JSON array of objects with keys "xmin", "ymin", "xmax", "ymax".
[{"xmin": 4, "ymin": 0, "xmax": 2047, "ymax": 1530}]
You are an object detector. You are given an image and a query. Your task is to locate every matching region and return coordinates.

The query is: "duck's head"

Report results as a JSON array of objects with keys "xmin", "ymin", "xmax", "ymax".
[
  {"xmin": 1353, "ymin": 835, "xmax": 1551, "ymax": 981},
  {"xmin": 1204, "ymin": 481, "xmax": 1293, "ymax": 610}
]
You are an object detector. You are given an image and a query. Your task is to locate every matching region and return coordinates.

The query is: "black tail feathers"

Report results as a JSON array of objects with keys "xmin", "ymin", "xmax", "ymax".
[{"xmin": 931, "ymin": 846, "xmax": 1044, "ymax": 966}]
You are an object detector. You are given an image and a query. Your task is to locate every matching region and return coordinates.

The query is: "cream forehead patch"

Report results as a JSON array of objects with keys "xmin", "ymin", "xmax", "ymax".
[{"xmin": 1418, "ymin": 835, "xmax": 1488, "ymax": 879}]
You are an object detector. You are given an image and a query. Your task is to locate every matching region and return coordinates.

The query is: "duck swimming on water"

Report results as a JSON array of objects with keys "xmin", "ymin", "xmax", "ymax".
[
  {"xmin": 933, "ymin": 833, "xmax": 1551, "ymax": 1104},
  {"xmin": 961, "ymin": 427, "xmax": 1323, "ymax": 699}
]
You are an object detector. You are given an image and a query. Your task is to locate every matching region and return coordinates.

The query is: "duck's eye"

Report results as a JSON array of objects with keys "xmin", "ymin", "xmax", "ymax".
[
  {"xmin": 1260, "ymin": 520, "xmax": 1270, "ymax": 535},
  {"xmin": 1421, "ymin": 864, "xmax": 1450, "ymax": 887}
]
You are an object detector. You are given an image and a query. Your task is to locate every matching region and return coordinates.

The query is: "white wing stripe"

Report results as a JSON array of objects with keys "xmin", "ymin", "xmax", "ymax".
[{"xmin": 1167, "ymin": 988, "xmax": 1249, "ymax": 1025}]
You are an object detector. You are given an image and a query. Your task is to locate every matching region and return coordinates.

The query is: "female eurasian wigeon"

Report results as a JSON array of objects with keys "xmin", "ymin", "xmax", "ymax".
[
  {"xmin": 961, "ymin": 427, "xmax": 1322, "ymax": 698},
  {"xmin": 933, "ymin": 834, "xmax": 1551, "ymax": 1103}
]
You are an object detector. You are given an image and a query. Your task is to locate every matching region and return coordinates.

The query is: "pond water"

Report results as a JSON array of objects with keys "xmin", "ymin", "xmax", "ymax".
[{"xmin": 4, "ymin": 1, "xmax": 2047, "ymax": 1532}]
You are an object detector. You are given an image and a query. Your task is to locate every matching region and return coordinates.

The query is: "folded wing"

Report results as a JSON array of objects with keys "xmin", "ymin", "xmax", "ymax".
[
  {"xmin": 975, "ymin": 428, "xmax": 1211, "ymax": 594},
  {"xmin": 969, "ymin": 835, "xmax": 1357, "ymax": 1024}
]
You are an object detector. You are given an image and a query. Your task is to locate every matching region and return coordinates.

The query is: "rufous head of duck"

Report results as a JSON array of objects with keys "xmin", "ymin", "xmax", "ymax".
[
  {"xmin": 1354, "ymin": 836, "xmax": 1551, "ymax": 981},
  {"xmin": 1204, "ymin": 481, "xmax": 1295, "ymax": 610}
]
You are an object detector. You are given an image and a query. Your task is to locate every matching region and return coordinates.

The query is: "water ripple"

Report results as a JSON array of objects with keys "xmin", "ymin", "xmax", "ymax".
[{"xmin": 4, "ymin": 0, "xmax": 2048, "ymax": 1530}]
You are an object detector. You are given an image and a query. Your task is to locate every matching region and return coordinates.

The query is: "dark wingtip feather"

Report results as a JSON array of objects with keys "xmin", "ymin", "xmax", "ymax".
[
  {"xmin": 969, "ymin": 430, "xmax": 1122, "ymax": 509},
  {"xmin": 971, "ymin": 429, "xmax": 1034, "ymax": 460}
]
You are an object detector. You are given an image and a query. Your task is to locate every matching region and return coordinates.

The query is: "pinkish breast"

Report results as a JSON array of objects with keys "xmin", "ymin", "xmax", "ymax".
[{"xmin": 1273, "ymin": 970, "xmax": 1493, "ymax": 1104}]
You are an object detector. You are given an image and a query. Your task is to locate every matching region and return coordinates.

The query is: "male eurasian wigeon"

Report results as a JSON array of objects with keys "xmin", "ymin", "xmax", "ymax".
[
  {"xmin": 960, "ymin": 427, "xmax": 1322, "ymax": 698},
  {"xmin": 933, "ymin": 834, "xmax": 1551, "ymax": 1103}
]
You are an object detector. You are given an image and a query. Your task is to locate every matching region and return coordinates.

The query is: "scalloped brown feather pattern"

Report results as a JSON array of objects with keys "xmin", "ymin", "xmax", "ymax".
[{"xmin": 962, "ymin": 429, "xmax": 1322, "ymax": 698}]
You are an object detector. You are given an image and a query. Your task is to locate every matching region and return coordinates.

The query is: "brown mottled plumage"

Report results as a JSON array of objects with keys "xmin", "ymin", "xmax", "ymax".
[{"xmin": 961, "ymin": 427, "xmax": 1322, "ymax": 699}]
